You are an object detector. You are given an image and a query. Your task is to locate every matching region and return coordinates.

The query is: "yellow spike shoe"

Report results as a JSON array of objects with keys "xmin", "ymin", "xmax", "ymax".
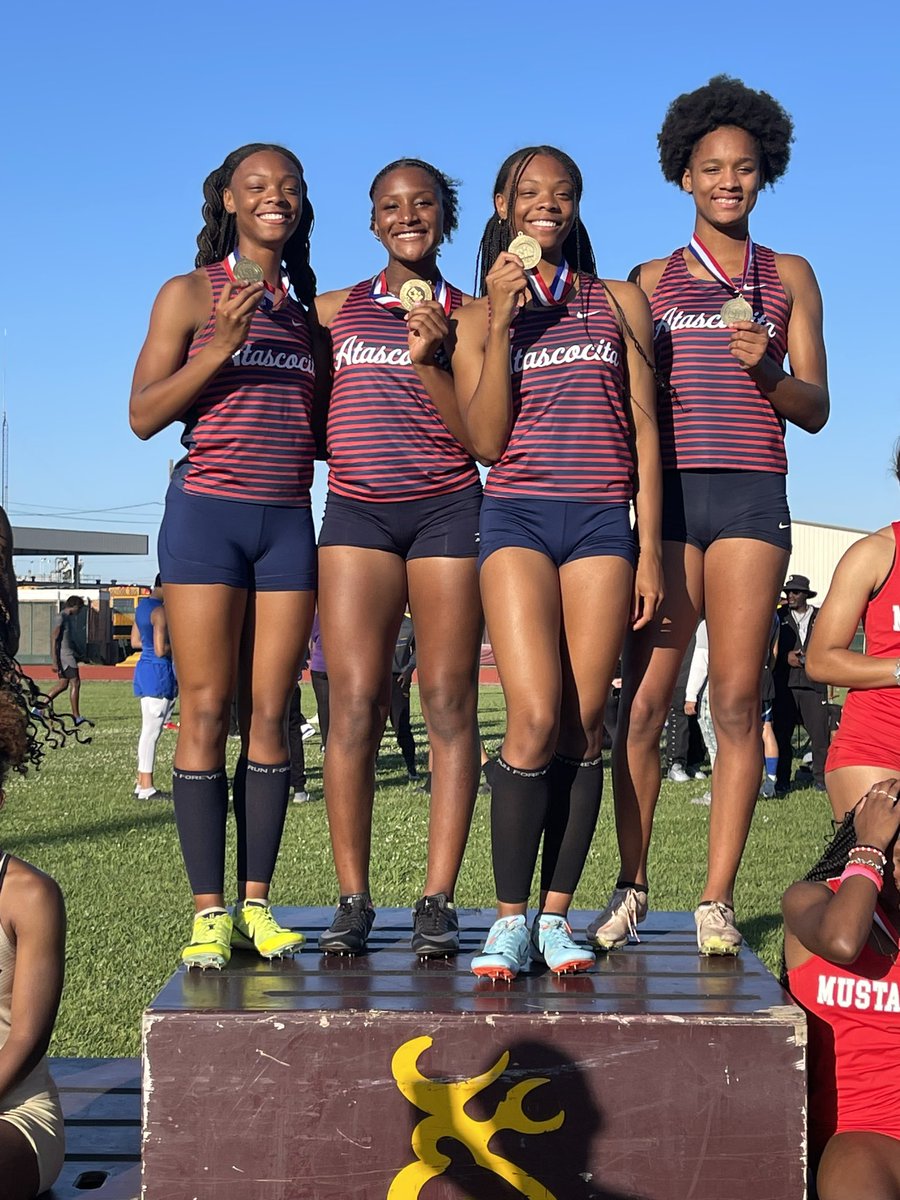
[
  {"xmin": 182, "ymin": 908, "xmax": 232, "ymax": 970},
  {"xmin": 231, "ymin": 900, "xmax": 305, "ymax": 959}
]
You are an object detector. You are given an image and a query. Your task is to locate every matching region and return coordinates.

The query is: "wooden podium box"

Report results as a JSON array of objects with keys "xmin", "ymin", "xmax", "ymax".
[{"xmin": 142, "ymin": 908, "xmax": 807, "ymax": 1200}]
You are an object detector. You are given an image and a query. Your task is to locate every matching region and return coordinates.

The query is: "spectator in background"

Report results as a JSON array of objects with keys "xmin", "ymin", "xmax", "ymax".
[
  {"xmin": 664, "ymin": 631, "xmax": 707, "ymax": 782},
  {"xmin": 388, "ymin": 612, "xmax": 418, "ymax": 782},
  {"xmin": 760, "ymin": 609, "xmax": 781, "ymax": 797},
  {"xmin": 685, "ymin": 620, "xmax": 716, "ymax": 805},
  {"xmin": 43, "ymin": 597, "xmax": 91, "ymax": 728},
  {"xmin": 308, "ymin": 612, "xmax": 329, "ymax": 752},
  {"xmin": 131, "ymin": 577, "xmax": 176, "ymax": 802},
  {"xmin": 774, "ymin": 575, "xmax": 830, "ymax": 793}
]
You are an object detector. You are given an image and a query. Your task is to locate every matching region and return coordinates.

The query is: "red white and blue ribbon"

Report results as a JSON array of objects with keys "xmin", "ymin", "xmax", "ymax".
[
  {"xmin": 225, "ymin": 250, "xmax": 290, "ymax": 311},
  {"xmin": 370, "ymin": 272, "xmax": 453, "ymax": 316},
  {"xmin": 687, "ymin": 234, "xmax": 754, "ymax": 299},
  {"xmin": 526, "ymin": 259, "xmax": 576, "ymax": 307}
]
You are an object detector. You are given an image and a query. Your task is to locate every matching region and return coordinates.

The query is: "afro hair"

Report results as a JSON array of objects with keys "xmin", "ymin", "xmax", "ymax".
[{"xmin": 658, "ymin": 75, "xmax": 794, "ymax": 189}]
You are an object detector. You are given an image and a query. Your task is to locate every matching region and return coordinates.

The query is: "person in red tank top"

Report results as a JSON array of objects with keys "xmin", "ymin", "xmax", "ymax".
[
  {"xmin": 130, "ymin": 145, "xmax": 323, "ymax": 970},
  {"xmin": 784, "ymin": 779, "xmax": 900, "ymax": 1198},
  {"xmin": 807, "ymin": 443, "xmax": 900, "ymax": 821},
  {"xmin": 596, "ymin": 77, "xmax": 830, "ymax": 958},
  {"xmin": 313, "ymin": 160, "xmax": 484, "ymax": 958},
  {"xmin": 453, "ymin": 147, "xmax": 663, "ymax": 980}
]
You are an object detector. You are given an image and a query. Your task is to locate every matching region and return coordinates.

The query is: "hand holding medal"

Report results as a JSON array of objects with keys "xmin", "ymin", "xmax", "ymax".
[
  {"xmin": 485, "ymin": 245, "xmax": 530, "ymax": 329},
  {"xmin": 728, "ymin": 319, "xmax": 770, "ymax": 372},
  {"xmin": 212, "ymin": 277, "xmax": 265, "ymax": 356},
  {"xmin": 406, "ymin": 297, "xmax": 451, "ymax": 367}
]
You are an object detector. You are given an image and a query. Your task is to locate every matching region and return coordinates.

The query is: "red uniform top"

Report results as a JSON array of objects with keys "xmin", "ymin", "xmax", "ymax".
[
  {"xmin": 650, "ymin": 245, "xmax": 790, "ymax": 473},
  {"xmin": 827, "ymin": 522, "xmax": 900, "ymax": 773},
  {"xmin": 787, "ymin": 879, "xmax": 900, "ymax": 1150},
  {"xmin": 175, "ymin": 262, "xmax": 316, "ymax": 505},
  {"xmin": 326, "ymin": 279, "xmax": 478, "ymax": 502},
  {"xmin": 485, "ymin": 276, "xmax": 633, "ymax": 503}
]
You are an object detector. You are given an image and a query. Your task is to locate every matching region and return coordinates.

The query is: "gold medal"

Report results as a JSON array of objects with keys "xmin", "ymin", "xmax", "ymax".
[
  {"xmin": 508, "ymin": 234, "xmax": 541, "ymax": 271},
  {"xmin": 233, "ymin": 258, "xmax": 265, "ymax": 284},
  {"xmin": 399, "ymin": 279, "xmax": 433, "ymax": 311},
  {"xmin": 720, "ymin": 295, "xmax": 754, "ymax": 326}
]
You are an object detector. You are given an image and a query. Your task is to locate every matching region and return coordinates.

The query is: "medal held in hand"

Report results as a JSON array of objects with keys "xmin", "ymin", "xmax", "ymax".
[
  {"xmin": 399, "ymin": 279, "xmax": 433, "ymax": 311},
  {"xmin": 720, "ymin": 295, "xmax": 754, "ymax": 324},
  {"xmin": 508, "ymin": 234, "xmax": 542, "ymax": 271},
  {"xmin": 687, "ymin": 234, "xmax": 756, "ymax": 327},
  {"xmin": 233, "ymin": 258, "xmax": 265, "ymax": 284}
]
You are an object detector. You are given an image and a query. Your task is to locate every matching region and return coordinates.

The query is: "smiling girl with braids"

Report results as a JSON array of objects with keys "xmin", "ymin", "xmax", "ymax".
[
  {"xmin": 452, "ymin": 146, "xmax": 662, "ymax": 980},
  {"xmin": 784, "ymin": 780, "xmax": 900, "ymax": 1198},
  {"xmin": 130, "ymin": 144, "xmax": 323, "ymax": 970},
  {"xmin": 313, "ymin": 159, "xmax": 482, "ymax": 958},
  {"xmin": 592, "ymin": 77, "xmax": 829, "ymax": 959}
]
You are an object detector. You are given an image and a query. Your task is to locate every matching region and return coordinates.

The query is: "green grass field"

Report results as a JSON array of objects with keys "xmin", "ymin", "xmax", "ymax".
[{"xmin": 4, "ymin": 681, "xmax": 835, "ymax": 1058}]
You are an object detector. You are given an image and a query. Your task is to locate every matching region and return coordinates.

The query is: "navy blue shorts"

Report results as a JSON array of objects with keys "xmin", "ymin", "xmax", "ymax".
[
  {"xmin": 318, "ymin": 483, "xmax": 482, "ymax": 560},
  {"xmin": 661, "ymin": 470, "xmax": 792, "ymax": 552},
  {"xmin": 158, "ymin": 483, "xmax": 316, "ymax": 591},
  {"xmin": 478, "ymin": 496, "xmax": 636, "ymax": 569}
]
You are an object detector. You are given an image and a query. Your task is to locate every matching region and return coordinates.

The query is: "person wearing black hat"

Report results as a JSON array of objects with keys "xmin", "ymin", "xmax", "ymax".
[{"xmin": 773, "ymin": 574, "xmax": 830, "ymax": 793}]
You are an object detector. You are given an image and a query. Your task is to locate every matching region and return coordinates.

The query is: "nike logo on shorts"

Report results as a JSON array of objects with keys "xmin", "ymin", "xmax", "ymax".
[{"xmin": 778, "ymin": 522, "xmax": 790, "ymax": 529}]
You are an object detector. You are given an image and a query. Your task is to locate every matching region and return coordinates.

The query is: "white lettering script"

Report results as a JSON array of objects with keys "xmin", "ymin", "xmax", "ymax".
[
  {"xmin": 510, "ymin": 340, "xmax": 620, "ymax": 374},
  {"xmin": 231, "ymin": 344, "xmax": 315, "ymax": 374},
  {"xmin": 655, "ymin": 306, "xmax": 776, "ymax": 340},
  {"xmin": 334, "ymin": 334, "xmax": 411, "ymax": 371}
]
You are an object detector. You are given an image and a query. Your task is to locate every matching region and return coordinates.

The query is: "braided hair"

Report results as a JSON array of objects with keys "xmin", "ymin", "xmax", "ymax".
[
  {"xmin": 658, "ymin": 75, "xmax": 794, "ymax": 190},
  {"xmin": 369, "ymin": 159, "xmax": 460, "ymax": 242},
  {"xmin": 195, "ymin": 144, "xmax": 316, "ymax": 306},
  {"xmin": 474, "ymin": 146, "xmax": 596, "ymax": 297},
  {"xmin": 0, "ymin": 645, "xmax": 77, "ymax": 794}
]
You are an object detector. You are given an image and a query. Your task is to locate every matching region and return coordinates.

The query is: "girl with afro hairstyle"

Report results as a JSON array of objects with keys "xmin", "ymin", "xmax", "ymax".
[
  {"xmin": 130, "ymin": 145, "xmax": 325, "ymax": 970},
  {"xmin": 807, "ymin": 442, "xmax": 900, "ymax": 822},
  {"xmin": 313, "ymin": 159, "xmax": 483, "ymax": 958},
  {"xmin": 0, "ymin": 508, "xmax": 67, "ymax": 1200},
  {"xmin": 593, "ymin": 76, "xmax": 830, "ymax": 958},
  {"xmin": 783, "ymin": 780, "xmax": 900, "ymax": 1198},
  {"xmin": 453, "ymin": 146, "xmax": 662, "ymax": 980}
]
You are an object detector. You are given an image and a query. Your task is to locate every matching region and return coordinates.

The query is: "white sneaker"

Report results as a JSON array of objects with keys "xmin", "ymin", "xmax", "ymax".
[
  {"xmin": 586, "ymin": 886, "xmax": 648, "ymax": 951},
  {"xmin": 300, "ymin": 722, "xmax": 316, "ymax": 741},
  {"xmin": 666, "ymin": 763, "xmax": 690, "ymax": 783},
  {"xmin": 290, "ymin": 788, "xmax": 319, "ymax": 804},
  {"xmin": 695, "ymin": 901, "xmax": 742, "ymax": 956}
]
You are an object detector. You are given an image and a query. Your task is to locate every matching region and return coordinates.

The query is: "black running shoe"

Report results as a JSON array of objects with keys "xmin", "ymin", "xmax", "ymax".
[
  {"xmin": 411, "ymin": 893, "xmax": 460, "ymax": 958},
  {"xmin": 319, "ymin": 894, "xmax": 375, "ymax": 955}
]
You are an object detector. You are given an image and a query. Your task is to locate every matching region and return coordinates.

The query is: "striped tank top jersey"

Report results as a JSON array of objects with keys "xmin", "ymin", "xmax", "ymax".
[
  {"xmin": 486, "ymin": 275, "xmax": 632, "ymax": 502},
  {"xmin": 327, "ymin": 280, "xmax": 479, "ymax": 501},
  {"xmin": 174, "ymin": 261, "xmax": 317, "ymax": 505},
  {"xmin": 651, "ymin": 245, "xmax": 790, "ymax": 472}
]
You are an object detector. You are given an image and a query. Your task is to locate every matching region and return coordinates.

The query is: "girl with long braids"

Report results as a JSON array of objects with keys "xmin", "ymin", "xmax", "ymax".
[
  {"xmin": 452, "ymin": 146, "xmax": 662, "ymax": 980},
  {"xmin": 130, "ymin": 144, "xmax": 322, "ymax": 969},
  {"xmin": 592, "ymin": 77, "xmax": 829, "ymax": 957},
  {"xmin": 0, "ymin": 509, "xmax": 68, "ymax": 1200},
  {"xmin": 783, "ymin": 779, "xmax": 900, "ymax": 1198},
  {"xmin": 312, "ymin": 159, "xmax": 483, "ymax": 958},
  {"xmin": 806, "ymin": 443, "xmax": 900, "ymax": 823}
]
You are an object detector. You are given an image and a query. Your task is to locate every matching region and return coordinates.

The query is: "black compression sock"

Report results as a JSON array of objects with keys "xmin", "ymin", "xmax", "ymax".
[
  {"xmin": 491, "ymin": 755, "xmax": 552, "ymax": 905},
  {"xmin": 235, "ymin": 759, "xmax": 291, "ymax": 886},
  {"xmin": 172, "ymin": 766, "xmax": 229, "ymax": 895},
  {"xmin": 541, "ymin": 753, "xmax": 604, "ymax": 896}
]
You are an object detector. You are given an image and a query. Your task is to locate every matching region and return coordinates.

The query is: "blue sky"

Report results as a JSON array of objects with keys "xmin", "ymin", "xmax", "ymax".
[{"xmin": 3, "ymin": 2, "xmax": 897, "ymax": 582}]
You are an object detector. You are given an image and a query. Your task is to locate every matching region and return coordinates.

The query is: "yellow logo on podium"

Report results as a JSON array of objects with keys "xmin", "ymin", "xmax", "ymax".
[{"xmin": 388, "ymin": 1034, "xmax": 564, "ymax": 1199}]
